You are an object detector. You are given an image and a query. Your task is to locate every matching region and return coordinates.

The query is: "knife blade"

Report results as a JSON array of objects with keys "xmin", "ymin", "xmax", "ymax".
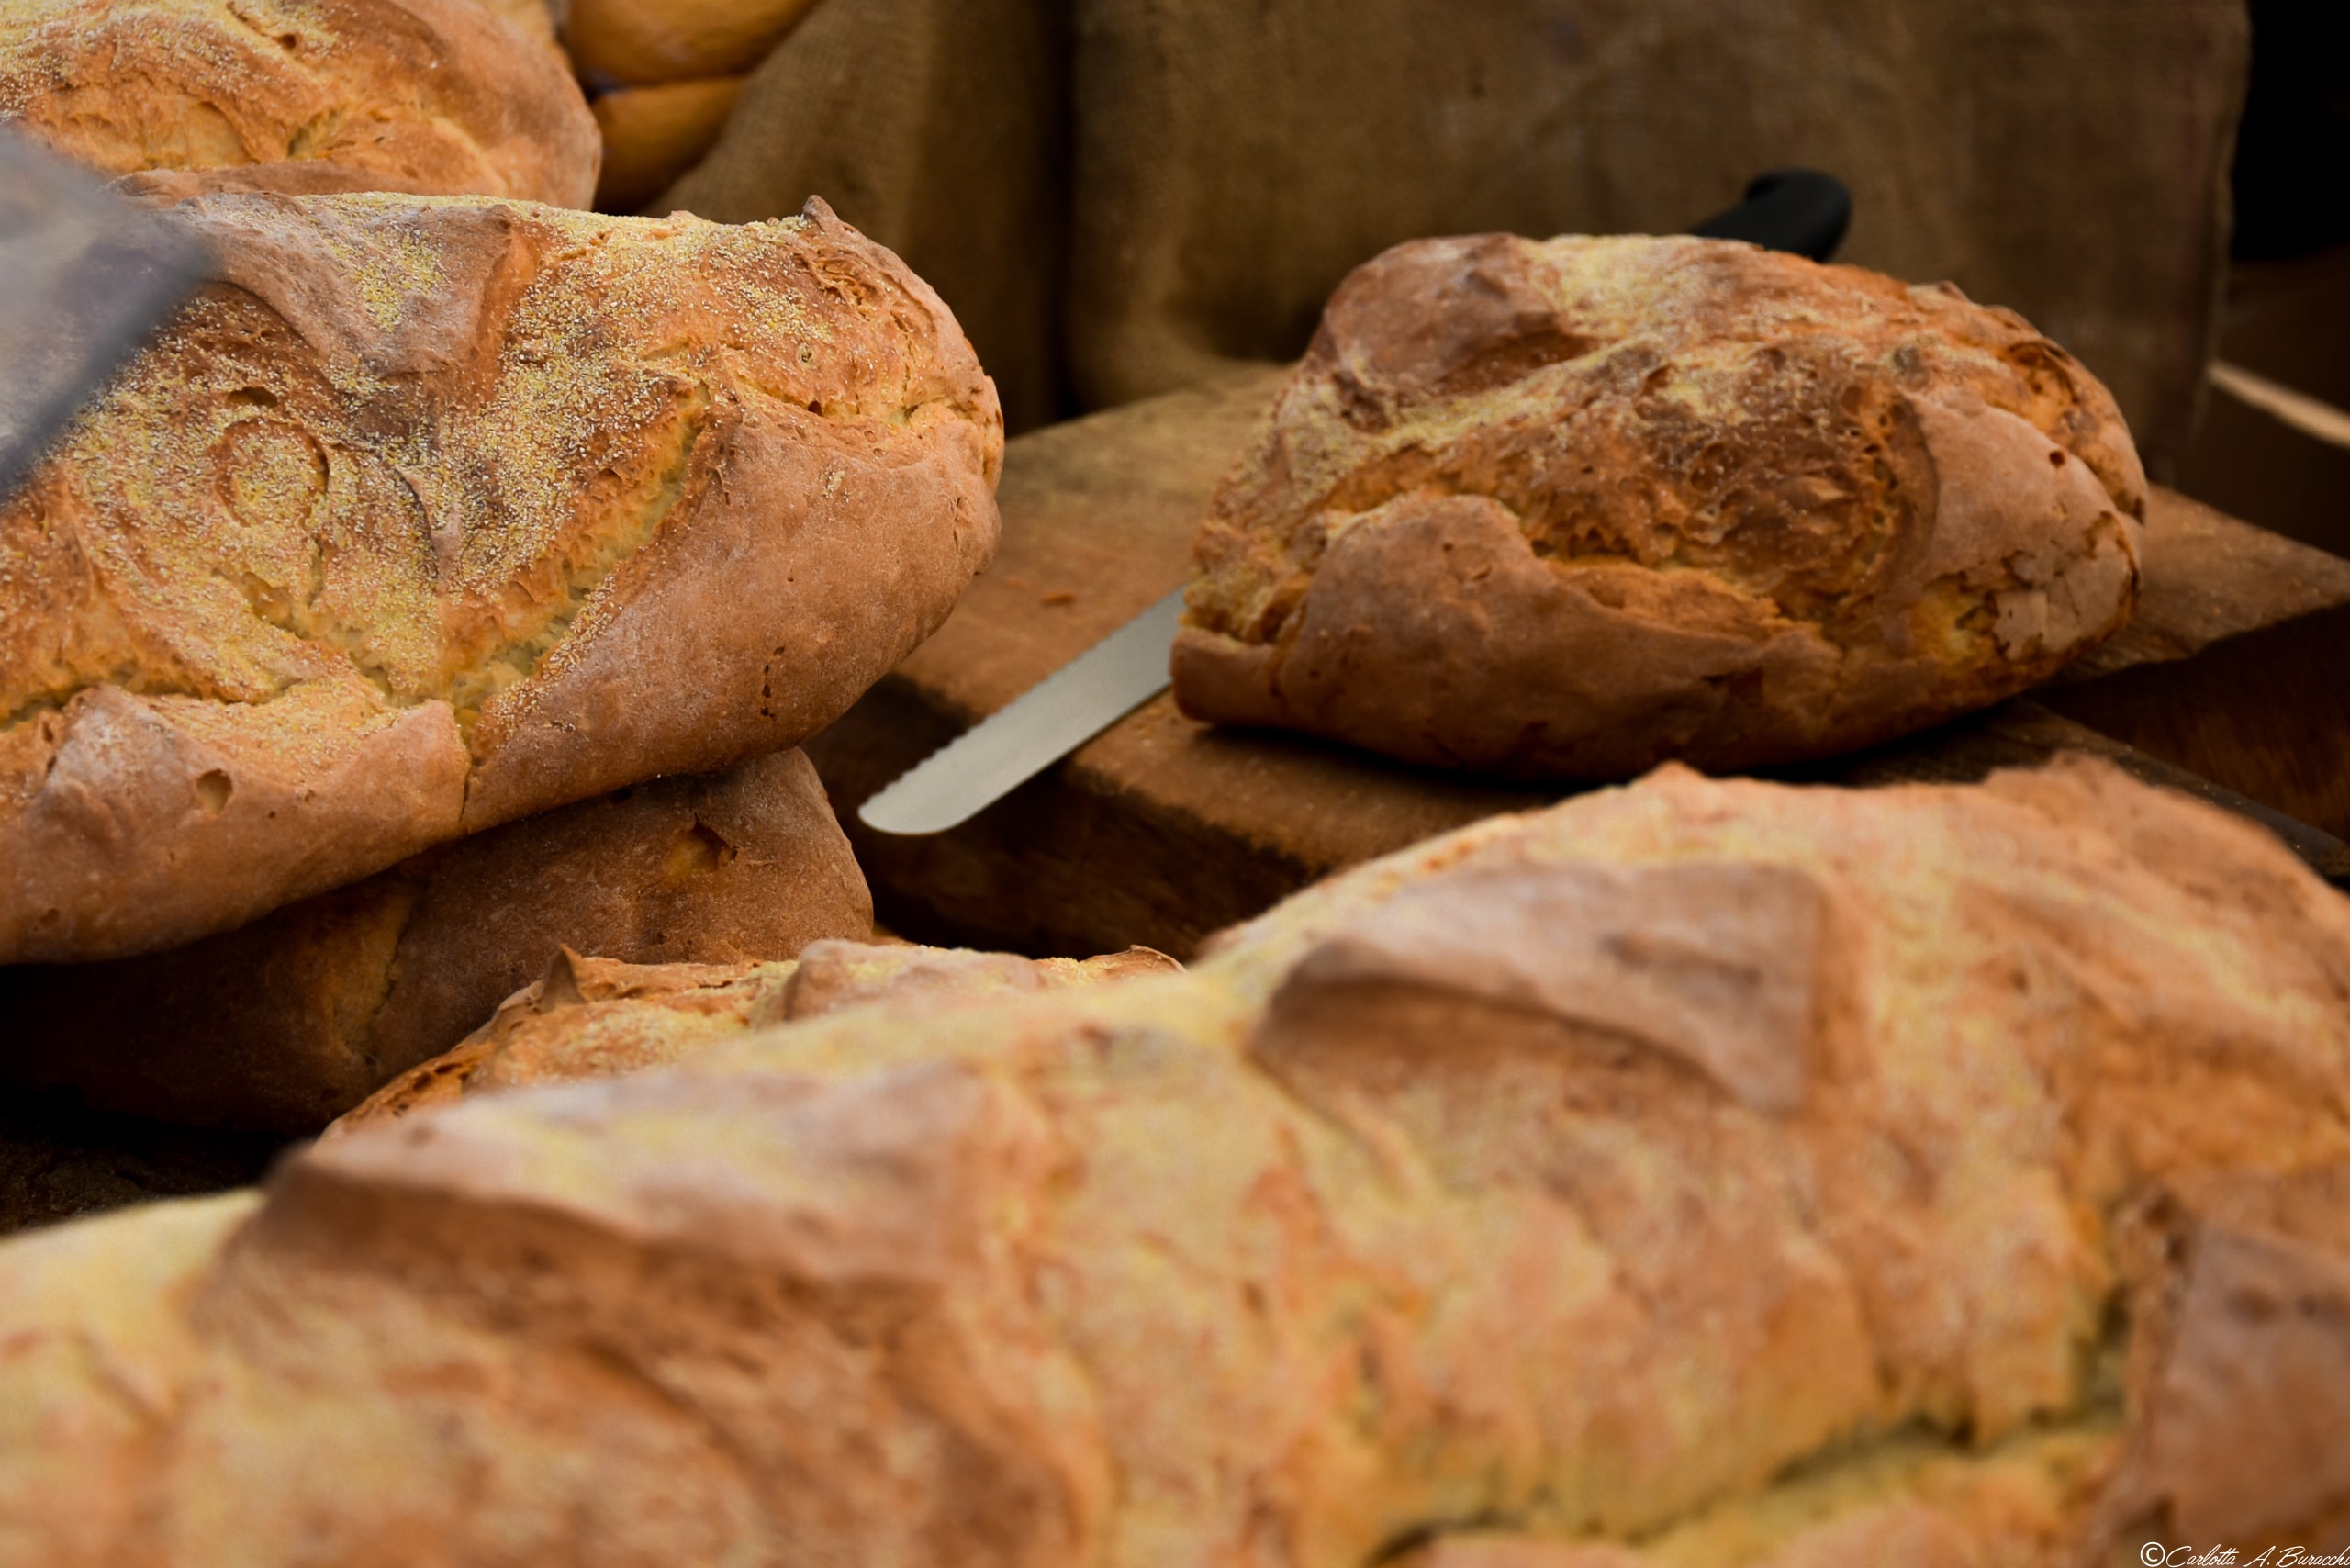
[{"xmin": 858, "ymin": 588, "xmax": 1188, "ymax": 835}]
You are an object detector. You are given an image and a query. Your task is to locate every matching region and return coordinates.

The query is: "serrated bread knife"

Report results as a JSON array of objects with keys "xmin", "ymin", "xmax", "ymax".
[{"xmin": 857, "ymin": 173, "xmax": 1854, "ymax": 836}]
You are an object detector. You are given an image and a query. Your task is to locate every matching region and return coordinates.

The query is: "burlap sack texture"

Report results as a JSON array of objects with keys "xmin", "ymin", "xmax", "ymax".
[
  {"xmin": 667, "ymin": 0, "xmax": 2246, "ymax": 465},
  {"xmin": 663, "ymin": 0, "xmax": 1069, "ymax": 431}
]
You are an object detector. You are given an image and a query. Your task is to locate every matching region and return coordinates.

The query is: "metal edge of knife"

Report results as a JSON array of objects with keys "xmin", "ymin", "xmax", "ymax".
[{"xmin": 856, "ymin": 588, "xmax": 1188, "ymax": 836}]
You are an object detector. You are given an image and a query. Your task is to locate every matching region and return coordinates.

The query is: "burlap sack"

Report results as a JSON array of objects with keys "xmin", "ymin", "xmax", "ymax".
[
  {"xmin": 662, "ymin": 0, "xmax": 1069, "ymax": 431},
  {"xmin": 673, "ymin": 0, "xmax": 2246, "ymax": 464}
]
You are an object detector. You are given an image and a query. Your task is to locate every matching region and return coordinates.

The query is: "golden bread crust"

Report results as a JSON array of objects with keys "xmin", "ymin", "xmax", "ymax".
[
  {"xmin": 1173, "ymin": 234, "xmax": 2148, "ymax": 778},
  {"xmin": 0, "ymin": 0, "xmax": 597, "ymax": 205},
  {"xmin": 330, "ymin": 938, "xmax": 1184, "ymax": 1132},
  {"xmin": 0, "ymin": 748, "xmax": 872, "ymax": 1130},
  {"xmin": 0, "ymin": 192, "xmax": 1002, "ymax": 961},
  {"xmin": 1, "ymin": 758, "xmax": 2343, "ymax": 1562}
]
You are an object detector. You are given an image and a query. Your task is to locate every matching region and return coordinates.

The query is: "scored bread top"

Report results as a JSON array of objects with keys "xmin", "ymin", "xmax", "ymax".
[
  {"xmin": 0, "ymin": 192, "xmax": 1003, "ymax": 962},
  {"xmin": 1174, "ymin": 233, "xmax": 2148, "ymax": 778},
  {"xmin": 0, "ymin": 0, "xmax": 598, "ymax": 205},
  {"xmin": 0, "ymin": 757, "xmax": 2344, "ymax": 1562}
]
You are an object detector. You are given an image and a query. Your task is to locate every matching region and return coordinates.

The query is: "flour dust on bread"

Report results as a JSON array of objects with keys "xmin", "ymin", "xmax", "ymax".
[
  {"xmin": 3, "ymin": 757, "xmax": 2345, "ymax": 1562},
  {"xmin": 1174, "ymin": 233, "xmax": 2147, "ymax": 779},
  {"xmin": 0, "ymin": 192, "xmax": 1002, "ymax": 962},
  {"xmin": 0, "ymin": 0, "xmax": 597, "ymax": 205},
  {"xmin": 0, "ymin": 749, "xmax": 874, "ymax": 1131}
]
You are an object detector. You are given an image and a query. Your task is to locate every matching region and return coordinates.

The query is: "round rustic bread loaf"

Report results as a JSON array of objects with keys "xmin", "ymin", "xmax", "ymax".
[
  {"xmin": 0, "ymin": 0, "xmax": 597, "ymax": 205},
  {"xmin": 0, "ymin": 749, "xmax": 873, "ymax": 1131},
  {"xmin": 1174, "ymin": 233, "xmax": 2148, "ymax": 778},
  {"xmin": 1, "ymin": 756, "xmax": 2344, "ymax": 1562},
  {"xmin": 0, "ymin": 191, "xmax": 1002, "ymax": 963}
]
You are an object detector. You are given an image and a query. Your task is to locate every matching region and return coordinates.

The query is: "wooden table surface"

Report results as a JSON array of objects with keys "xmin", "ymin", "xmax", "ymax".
[{"xmin": 808, "ymin": 366, "xmax": 2350, "ymax": 958}]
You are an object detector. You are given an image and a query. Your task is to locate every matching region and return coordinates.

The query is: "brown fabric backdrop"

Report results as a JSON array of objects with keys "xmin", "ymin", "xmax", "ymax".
[
  {"xmin": 663, "ymin": 0, "xmax": 1070, "ymax": 431},
  {"xmin": 672, "ymin": 0, "xmax": 2247, "ymax": 464}
]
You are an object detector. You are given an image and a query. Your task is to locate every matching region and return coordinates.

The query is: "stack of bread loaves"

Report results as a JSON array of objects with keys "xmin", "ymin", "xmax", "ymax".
[
  {"xmin": 3, "ymin": 756, "xmax": 2345, "ymax": 1561},
  {"xmin": 0, "ymin": 56, "xmax": 1004, "ymax": 1135}
]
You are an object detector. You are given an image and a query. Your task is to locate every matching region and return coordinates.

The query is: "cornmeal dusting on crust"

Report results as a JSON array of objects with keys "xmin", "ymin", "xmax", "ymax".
[
  {"xmin": 0, "ymin": 196, "xmax": 974, "ymax": 742},
  {"xmin": 6, "ymin": 760, "xmax": 2336, "ymax": 1563},
  {"xmin": 0, "ymin": 190, "xmax": 1002, "ymax": 965},
  {"xmin": 0, "ymin": 0, "xmax": 593, "ymax": 205},
  {"xmin": 1177, "ymin": 234, "xmax": 2150, "ymax": 778}
]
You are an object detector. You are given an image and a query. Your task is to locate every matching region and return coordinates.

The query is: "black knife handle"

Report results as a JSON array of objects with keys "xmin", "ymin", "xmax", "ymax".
[{"xmin": 1690, "ymin": 169, "xmax": 1852, "ymax": 263}]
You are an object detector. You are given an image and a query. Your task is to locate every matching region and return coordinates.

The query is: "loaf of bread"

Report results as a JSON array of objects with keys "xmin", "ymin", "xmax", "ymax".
[
  {"xmin": 331, "ymin": 938, "xmax": 1184, "ymax": 1131},
  {"xmin": 0, "ymin": 749, "xmax": 870, "ymax": 1131},
  {"xmin": 4, "ymin": 756, "xmax": 2344, "ymax": 1562},
  {"xmin": 1174, "ymin": 234, "xmax": 2148, "ymax": 779},
  {"xmin": 589, "ymin": 75, "xmax": 746, "ymax": 213},
  {"xmin": 0, "ymin": 191, "xmax": 1002, "ymax": 963},
  {"xmin": 0, "ymin": 0, "xmax": 597, "ymax": 205},
  {"xmin": 567, "ymin": 0, "xmax": 821, "ymax": 84}
]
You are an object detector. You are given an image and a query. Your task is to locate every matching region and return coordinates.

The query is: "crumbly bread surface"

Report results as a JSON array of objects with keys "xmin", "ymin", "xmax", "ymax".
[
  {"xmin": 0, "ymin": 192, "xmax": 1002, "ymax": 962},
  {"xmin": 331, "ymin": 939, "xmax": 1184, "ymax": 1131},
  {"xmin": 1, "ymin": 758, "xmax": 2344, "ymax": 1563},
  {"xmin": 1174, "ymin": 234, "xmax": 2148, "ymax": 778},
  {"xmin": 0, "ymin": 0, "xmax": 596, "ymax": 204},
  {"xmin": 0, "ymin": 749, "xmax": 871, "ymax": 1131}
]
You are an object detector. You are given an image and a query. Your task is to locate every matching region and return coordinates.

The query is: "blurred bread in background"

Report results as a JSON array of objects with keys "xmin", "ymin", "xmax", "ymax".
[
  {"xmin": 592, "ymin": 75, "xmax": 747, "ymax": 212},
  {"xmin": 0, "ymin": 0, "xmax": 599, "ymax": 204},
  {"xmin": 568, "ymin": 0, "xmax": 819, "ymax": 84}
]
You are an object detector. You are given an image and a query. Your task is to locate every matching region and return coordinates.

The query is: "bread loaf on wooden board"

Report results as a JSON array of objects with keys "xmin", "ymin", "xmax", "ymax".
[
  {"xmin": 3, "ymin": 756, "xmax": 2345, "ymax": 1563},
  {"xmin": 809, "ymin": 367, "xmax": 2350, "ymax": 961},
  {"xmin": 0, "ymin": 191, "xmax": 1002, "ymax": 964},
  {"xmin": 1174, "ymin": 235, "xmax": 2147, "ymax": 778},
  {"xmin": 0, "ymin": 749, "xmax": 870, "ymax": 1132},
  {"xmin": 330, "ymin": 938, "xmax": 1182, "ymax": 1132},
  {"xmin": 0, "ymin": 0, "xmax": 598, "ymax": 205}
]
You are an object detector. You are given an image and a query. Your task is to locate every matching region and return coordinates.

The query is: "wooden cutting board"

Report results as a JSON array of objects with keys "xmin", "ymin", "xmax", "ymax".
[{"xmin": 807, "ymin": 366, "xmax": 2350, "ymax": 958}]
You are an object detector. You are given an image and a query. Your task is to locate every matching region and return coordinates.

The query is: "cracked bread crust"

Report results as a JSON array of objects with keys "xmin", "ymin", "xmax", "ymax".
[
  {"xmin": 328, "ymin": 938, "xmax": 1185, "ymax": 1133},
  {"xmin": 0, "ymin": 0, "xmax": 596, "ymax": 205},
  {"xmin": 0, "ymin": 192, "xmax": 1003, "ymax": 962},
  {"xmin": 0, "ymin": 758, "xmax": 2345, "ymax": 1563},
  {"xmin": 1172, "ymin": 233, "xmax": 2147, "ymax": 779},
  {"xmin": 0, "ymin": 748, "xmax": 873, "ymax": 1131}
]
